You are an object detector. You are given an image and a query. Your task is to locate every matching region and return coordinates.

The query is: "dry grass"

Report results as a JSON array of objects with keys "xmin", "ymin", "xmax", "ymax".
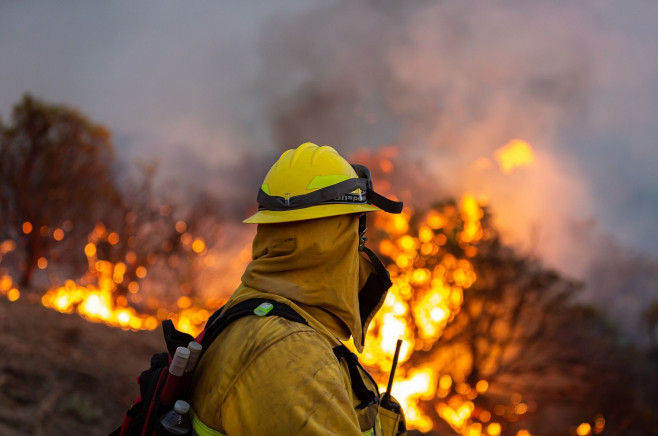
[{"xmin": 0, "ymin": 296, "xmax": 161, "ymax": 435}]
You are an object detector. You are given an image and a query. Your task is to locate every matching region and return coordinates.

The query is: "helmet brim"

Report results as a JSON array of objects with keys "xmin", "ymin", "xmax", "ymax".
[{"xmin": 243, "ymin": 203, "xmax": 381, "ymax": 224}]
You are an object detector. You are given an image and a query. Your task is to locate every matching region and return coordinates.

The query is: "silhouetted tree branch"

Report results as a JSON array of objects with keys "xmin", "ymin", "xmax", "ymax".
[{"xmin": 0, "ymin": 95, "xmax": 119, "ymax": 286}]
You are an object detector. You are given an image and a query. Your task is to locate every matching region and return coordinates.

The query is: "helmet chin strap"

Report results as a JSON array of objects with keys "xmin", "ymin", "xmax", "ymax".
[{"xmin": 351, "ymin": 164, "xmax": 403, "ymax": 214}]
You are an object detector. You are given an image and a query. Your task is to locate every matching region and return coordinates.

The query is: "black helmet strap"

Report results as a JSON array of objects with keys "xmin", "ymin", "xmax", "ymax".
[{"xmin": 256, "ymin": 163, "xmax": 403, "ymax": 214}]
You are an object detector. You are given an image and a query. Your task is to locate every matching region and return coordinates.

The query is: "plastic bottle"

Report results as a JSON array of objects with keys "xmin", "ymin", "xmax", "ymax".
[
  {"xmin": 170, "ymin": 346, "xmax": 190, "ymax": 377},
  {"xmin": 160, "ymin": 400, "xmax": 191, "ymax": 435}
]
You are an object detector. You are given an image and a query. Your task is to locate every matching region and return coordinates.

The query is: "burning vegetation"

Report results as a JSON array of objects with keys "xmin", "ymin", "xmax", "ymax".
[
  {"xmin": 0, "ymin": 191, "xmax": 617, "ymax": 435},
  {"xmin": 1, "ymin": 96, "xmax": 657, "ymax": 435}
]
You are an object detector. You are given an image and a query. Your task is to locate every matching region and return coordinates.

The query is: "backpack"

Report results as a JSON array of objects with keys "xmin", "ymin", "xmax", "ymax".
[{"xmin": 108, "ymin": 298, "xmax": 308, "ymax": 436}]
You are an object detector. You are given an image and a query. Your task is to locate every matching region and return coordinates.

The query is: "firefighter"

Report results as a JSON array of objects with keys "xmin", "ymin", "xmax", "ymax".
[{"xmin": 188, "ymin": 142, "xmax": 406, "ymax": 436}]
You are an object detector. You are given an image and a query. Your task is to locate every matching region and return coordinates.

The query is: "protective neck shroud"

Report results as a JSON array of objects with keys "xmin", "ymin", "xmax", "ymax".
[{"xmin": 237, "ymin": 214, "xmax": 393, "ymax": 352}]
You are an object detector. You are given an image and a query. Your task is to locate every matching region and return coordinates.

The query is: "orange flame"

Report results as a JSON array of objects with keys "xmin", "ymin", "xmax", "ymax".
[
  {"xmin": 358, "ymin": 194, "xmax": 489, "ymax": 433},
  {"xmin": 38, "ymin": 222, "xmax": 217, "ymax": 336},
  {"xmin": 494, "ymin": 139, "xmax": 535, "ymax": 174},
  {"xmin": 0, "ymin": 142, "xmax": 607, "ymax": 435}
]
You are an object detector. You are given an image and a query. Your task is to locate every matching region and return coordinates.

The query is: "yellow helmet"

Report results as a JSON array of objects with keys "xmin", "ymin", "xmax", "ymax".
[{"xmin": 244, "ymin": 142, "xmax": 402, "ymax": 224}]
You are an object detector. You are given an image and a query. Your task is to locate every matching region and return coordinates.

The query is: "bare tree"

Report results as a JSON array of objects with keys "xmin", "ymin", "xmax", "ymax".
[
  {"xmin": 0, "ymin": 94, "xmax": 119, "ymax": 286},
  {"xmin": 84, "ymin": 160, "xmax": 225, "ymax": 315}
]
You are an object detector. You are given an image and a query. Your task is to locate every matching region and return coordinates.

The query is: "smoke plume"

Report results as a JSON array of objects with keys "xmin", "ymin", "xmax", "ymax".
[{"xmin": 256, "ymin": 0, "xmax": 658, "ymax": 341}]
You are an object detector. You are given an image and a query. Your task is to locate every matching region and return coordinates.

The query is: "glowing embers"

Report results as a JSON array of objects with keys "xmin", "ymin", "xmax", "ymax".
[
  {"xmin": 38, "ymin": 220, "xmax": 216, "ymax": 335},
  {"xmin": 0, "ymin": 274, "xmax": 20, "ymax": 302}
]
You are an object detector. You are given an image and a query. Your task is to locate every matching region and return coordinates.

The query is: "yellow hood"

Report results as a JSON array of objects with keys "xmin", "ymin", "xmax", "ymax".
[{"xmin": 232, "ymin": 214, "xmax": 379, "ymax": 351}]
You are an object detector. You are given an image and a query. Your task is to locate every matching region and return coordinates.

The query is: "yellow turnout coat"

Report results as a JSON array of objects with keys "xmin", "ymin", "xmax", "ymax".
[{"xmin": 188, "ymin": 215, "xmax": 405, "ymax": 435}]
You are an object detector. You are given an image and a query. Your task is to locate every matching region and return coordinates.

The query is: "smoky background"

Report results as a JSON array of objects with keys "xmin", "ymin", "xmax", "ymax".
[{"xmin": 2, "ymin": 0, "xmax": 657, "ymax": 341}]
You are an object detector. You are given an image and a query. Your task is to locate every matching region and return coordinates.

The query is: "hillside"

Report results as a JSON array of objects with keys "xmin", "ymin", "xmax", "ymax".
[
  {"xmin": 0, "ymin": 295, "xmax": 161, "ymax": 436},
  {"xmin": 0, "ymin": 296, "xmax": 427, "ymax": 436}
]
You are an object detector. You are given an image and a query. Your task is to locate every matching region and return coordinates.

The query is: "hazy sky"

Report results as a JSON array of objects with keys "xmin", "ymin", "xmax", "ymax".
[
  {"xmin": 1, "ymin": 0, "xmax": 657, "ymax": 282},
  {"xmin": 0, "ymin": 1, "xmax": 302, "ymax": 164}
]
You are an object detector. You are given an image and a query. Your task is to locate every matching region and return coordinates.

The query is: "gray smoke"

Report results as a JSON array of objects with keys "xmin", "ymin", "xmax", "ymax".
[
  {"xmin": 2, "ymin": 0, "xmax": 658, "ymax": 340},
  {"xmin": 256, "ymin": 0, "xmax": 658, "ymax": 341}
]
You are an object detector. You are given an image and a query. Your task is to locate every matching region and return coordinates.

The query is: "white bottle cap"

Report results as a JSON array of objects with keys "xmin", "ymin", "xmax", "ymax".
[
  {"xmin": 173, "ymin": 400, "xmax": 190, "ymax": 415},
  {"xmin": 169, "ymin": 346, "xmax": 190, "ymax": 377},
  {"xmin": 185, "ymin": 341, "xmax": 203, "ymax": 373}
]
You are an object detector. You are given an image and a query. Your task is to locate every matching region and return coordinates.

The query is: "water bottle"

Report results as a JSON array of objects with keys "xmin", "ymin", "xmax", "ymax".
[{"xmin": 160, "ymin": 399, "xmax": 191, "ymax": 435}]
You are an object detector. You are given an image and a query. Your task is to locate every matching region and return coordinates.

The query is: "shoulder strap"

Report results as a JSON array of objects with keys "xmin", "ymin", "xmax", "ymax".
[
  {"xmin": 333, "ymin": 344, "xmax": 379, "ymax": 409},
  {"xmin": 199, "ymin": 298, "xmax": 308, "ymax": 357},
  {"xmin": 161, "ymin": 298, "xmax": 308, "ymax": 367},
  {"xmin": 203, "ymin": 300, "xmax": 379, "ymax": 412}
]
